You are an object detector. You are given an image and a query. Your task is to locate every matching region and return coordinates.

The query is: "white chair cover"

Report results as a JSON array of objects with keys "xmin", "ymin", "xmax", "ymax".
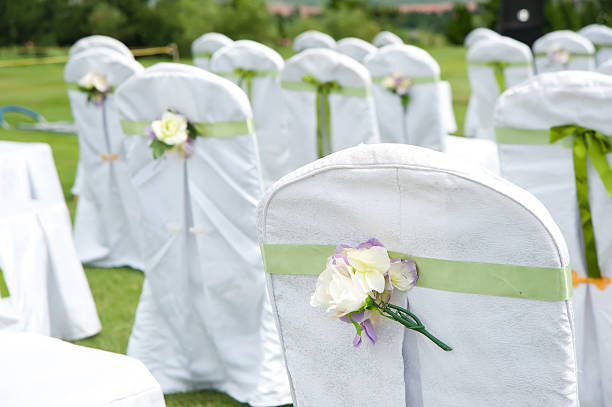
[
  {"xmin": 463, "ymin": 28, "xmax": 501, "ymax": 137},
  {"xmin": 69, "ymin": 35, "xmax": 133, "ymax": 59},
  {"xmin": 533, "ymin": 30, "xmax": 596, "ymax": 73},
  {"xmin": 0, "ymin": 332, "xmax": 165, "ymax": 407},
  {"xmin": 364, "ymin": 44, "xmax": 447, "ymax": 150},
  {"xmin": 443, "ymin": 135, "xmax": 500, "ymax": 174},
  {"xmin": 598, "ymin": 58, "xmax": 612, "ymax": 76},
  {"xmin": 258, "ymin": 143, "xmax": 577, "ymax": 407},
  {"xmin": 281, "ymin": 48, "xmax": 380, "ymax": 171},
  {"xmin": 373, "ymin": 31, "xmax": 403, "ymax": 47},
  {"xmin": 64, "ymin": 48, "xmax": 145, "ymax": 269},
  {"xmin": 192, "ymin": 33, "xmax": 233, "ymax": 71},
  {"xmin": 467, "ymin": 36, "xmax": 533, "ymax": 140},
  {"xmin": 579, "ymin": 24, "xmax": 612, "ymax": 66},
  {"xmin": 293, "ymin": 30, "xmax": 335, "ymax": 52},
  {"xmin": 116, "ymin": 63, "xmax": 291, "ymax": 406},
  {"xmin": 336, "ymin": 37, "xmax": 377, "ymax": 64},
  {"xmin": 0, "ymin": 142, "xmax": 64, "ymax": 202},
  {"xmin": 211, "ymin": 40, "xmax": 288, "ymax": 186},
  {"xmin": 0, "ymin": 201, "xmax": 100, "ymax": 340},
  {"xmin": 494, "ymin": 71, "xmax": 612, "ymax": 407}
]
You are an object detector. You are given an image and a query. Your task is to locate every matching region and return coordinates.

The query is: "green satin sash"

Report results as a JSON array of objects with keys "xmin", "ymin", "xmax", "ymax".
[
  {"xmin": 281, "ymin": 75, "xmax": 370, "ymax": 158},
  {"xmin": 193, "ymin": 52, "xmax": 214, "ymax": 59},
  {"xmin": 260, "ymin": 244, "xmax": 572, "ymax": 301},
  {"xmin": 120, "ymin": 118, "xmax": 254, "ymax": 139},
  {"xmin": 217, "ymin": 68, "xmax": 279, "ymax": 101},
  {"xmin": 496, "ymin": 125, "xmax": 612, "ymax": 279},
  {"xmin": 468, "ymin": 61, "xmax": 532, "ymax": 92}
]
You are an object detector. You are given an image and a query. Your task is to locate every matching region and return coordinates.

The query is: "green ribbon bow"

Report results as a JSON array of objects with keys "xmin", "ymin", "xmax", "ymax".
[
  {"xmin": 550, "ymin": 125, "xmax": 612, "ymax": 279},
  {"xmin": 468, "ymin": 61, "xmax": 532, "ymax": 93}
]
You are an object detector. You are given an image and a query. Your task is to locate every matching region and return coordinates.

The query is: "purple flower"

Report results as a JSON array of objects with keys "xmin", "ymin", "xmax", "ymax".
[{"xmin": 340, "ymin": 311, "xmax": 378, "ymax": 347}]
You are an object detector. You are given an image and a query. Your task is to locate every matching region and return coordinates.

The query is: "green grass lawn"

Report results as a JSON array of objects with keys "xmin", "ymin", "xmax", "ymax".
[{"xmin": 0, "ymin": 46, "xmax": 469, "ymax": 406}]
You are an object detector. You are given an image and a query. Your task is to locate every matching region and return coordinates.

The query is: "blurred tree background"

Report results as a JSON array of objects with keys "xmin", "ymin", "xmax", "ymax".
[{"xmin": 0, "ymin": 0, "xmax": 610, "ymax": 54}]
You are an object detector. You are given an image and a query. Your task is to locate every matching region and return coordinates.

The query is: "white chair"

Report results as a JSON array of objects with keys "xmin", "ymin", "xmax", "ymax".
[
  {"xmin": 0, "ymin": 201, "xmax": 100, "ymax": 340},
  {"xmin": 598, "ymin": 58, "xmax": 612, "ymax": 76},
  {"xmin": 69, "ymin": 35, "xmax": 133, "ymax": 59},
  {"xmin": 116, "ymin": 63, "xmax": 291, "ymax": 406},
  {"xmin": 467, "ymin": 36, "xmax": 533, "ymax": 140},
  {"xmin": 258, "ymin": 143, "xmax": 578, "ymax": 407},
  {"xmin": 281, "ymin": 48, "xmax": 380, "ymax": 171},
  {"xmin": 0, "ymin": 332, "xmax": 165, "ymax": 407},
  {"xmin": 579, "ymin": 24, "xmax": 612, "ymax": 66},
  {"xmin": 293, "ymin": 30, "xmax": 335, "ymax": 52},
  {"xmin": 373, "ymin": 31, "xmax": 403, "ymax": 47},
  {"xmin": 364, "ymin": 44, "xmax": 447, "ymax": 150},
  {"xmin": 494, "ymin": 71, "xmax": 612, "ymax": 407},
  {"xmin": 463, "ymin": 27, "xmax": 501, "ymax": 137},
  {"xmin": 211, "ymin": 40, "xmax": 287, "ymax": 186},
  {"xmin": 533, "ymin": 30, "xmax": 596, "ymax": 73},
  {"xmin": 64, "ymin": 48, "xmax": 144, "ymax": 269},
  {"xmin": 192, "ymin": 32, "xmax": 233, "ymax": 71},
  {"xmin": 336, "ymin": 37, "xmax": 377, "ymax": 64}
]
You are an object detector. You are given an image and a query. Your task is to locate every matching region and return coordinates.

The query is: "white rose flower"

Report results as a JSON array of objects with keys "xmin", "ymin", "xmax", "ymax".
[
  {"xmin": 78, "ymin": 72, "xmax": 95, "ymax": 89},
  {"xmin": 382, "ymin": 75, "xmax": 396, "ymax": 90},
  {"xmin": 151, "ymin": 111, "xmax": 189, "ymax": 146},
  {"xmin": 91, "ymin": 74, "xmax": 110, "ymax": 92},
  {"xmin": 388, "ymin": 259, "xmax": 418, "ymax": 291},
  {"xmin": 311, "ymin": 257, "xmax": 368, "ymax": 317},
  {"xmin": 346, "ymin": 246, "xmax": 391, "ymax": 293}
]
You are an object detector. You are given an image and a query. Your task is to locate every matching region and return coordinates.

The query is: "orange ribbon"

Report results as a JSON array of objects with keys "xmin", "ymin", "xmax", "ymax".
[
  {"xmin": 101, "ymin": 154, "xmax": 119, "ymax": 161},
  {"xmin": 572, "ymin": 269, "xmax": 610, "ymax": 290}
]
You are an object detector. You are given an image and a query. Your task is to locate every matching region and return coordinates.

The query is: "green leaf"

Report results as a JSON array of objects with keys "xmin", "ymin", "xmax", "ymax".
[{"xmin": 150, "ymin": 139, "xmax": 169, "ymax": 159}]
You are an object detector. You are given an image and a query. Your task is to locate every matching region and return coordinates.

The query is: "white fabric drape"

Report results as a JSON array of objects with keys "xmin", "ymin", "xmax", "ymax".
[
  {"xmin": 373, "ymin": 31, "xmax": 403, "ymax": 47},
  {"xmin": 336, "ymin": 37, "xmax": 377, "ymax": 64},
  {"xmin": 579, "ymin": 24, "xmax": 612, "ymax": 66},
  {"xmin": 495, "ymin": 71, "xmax": 612, "ymax": 407},
  {"xmin": 533, "ymin": 30, "xmax": 596, "ymax": 73},
  {"xmin": 293, "ymin": 30, "xmax": 335, "ymax": 52},
  {"xmin": 258, "ymin": 143, "xmax": 577, "ymax": 407},
  {"xmin": 69, "ymin": 35, "xmax": 133, "ymax": 59},
  {"xmin": 116, "ymin": 64, "xmax": 291, "ymax": 406},
  {"xmin": 192, "ymin": 33, "xmax": 233, "ymax": 71},
  {"xmin": 211, "ymin": 40, "xmax": 288, "ymax": 187},
  {"xmin": 64, "ymin": 48, "xmax": 145, "ymax": 269},
  {"xmin": 598, "ymin": 58, "xmax": 612, "ymax": 76},
  {"xmin": 464, "ymin": 27, "xmax": 500, "ymax": 48}
]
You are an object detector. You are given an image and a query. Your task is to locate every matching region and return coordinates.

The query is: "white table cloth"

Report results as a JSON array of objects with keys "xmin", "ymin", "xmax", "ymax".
[
  {"xmin": 336, "ymin": 37, "xmax": 377, "ymax": 64},
  {"xmin": 0, "ymin": 331, "xmax": 165, "ymax": 407},
  {"xmin": 578, "ymin": 24, "xmax": 612, "ymax": 66},
  {"xmin": 293, "ymin": 30, "xmax": 335, "ymax": 52},
  {"xmin": 211, "ymin": 40, "xmax": 288, "ymax": 187},
  {"xmin": 69, "ymin": 35, "xmax": 133, "ymax": 59},
  {"xmin": 467, "ymin": 36, "xmax": 533, "ymax": 140},
  {"xmin": 281, "ymin": 48, "xmax": 380, "ymax": 172},
  {"xmin": 192, "ymin": 33, "xmax": 233, "ymax": 71},
  {"xmin": 258, "ymin": 143, "xmax": 577, "ymax": 407},
  {"xmin": 0, "ymin": 200, "xmax": 100, "ymax": 340},
  {"xmin": 65, "ymin": 48, "xmax": 145, "ymax": 269},
  {"xmin": 116, "ymin": 63, "xmax": 291, "ymax": 406},
  {"xmin": 373, "ymin": 31, "xmax": 403, "ymax": 47},
  {"xmin": 533, "ymin": 30, "xmax": 596, "ymax": 73}
]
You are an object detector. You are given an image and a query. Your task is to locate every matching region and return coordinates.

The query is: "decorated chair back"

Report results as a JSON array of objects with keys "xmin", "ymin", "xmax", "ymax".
[
  {"xmin": 64, "ymin": 48, "xmax": 144, "ymax": 269},
  {"xmin": 467, "ymin": 36, "xmax": 533, "ymax": 140},
  {"xmin": 211, "ymin": 40, "xmax": 287, "ymax": 186},
  {"xmin": 373, "ymin": 31, "xmax": 403, "ymax": 48},
  {"xmin": 533, "ymin": 30, "xmax": 596, "ymax": 73},
  {"xmin": 281, "ymin": 48, "xmax": 380, "ymax": 171},
  {"xmin": 258, "ymin": 143, "xmax": 577, "ymax": 407},
  {"xmin": 336, "ymin": 37, "xmax": 377, "ymax": 64},
  {"xmin": 365, "ymin": 44, "xmax": 451, "ymax": 150},
  {"xmin": 494, "ymin": 71, "xmax": 612, "ymax": 407},
  {"xmin": 69, "ymin": 35, "xmax": 133, "ymax": 59},
  {"xmin": 191, "ymin": 32, "xmax": 232, "ymax": 71},
  {"xmin": 293, "ymin": 30, "xmax": 336, "ymax": 53},
  {"xmin": 579, "ymin": 24, "xmax": 612, "ymax": 66},
  {"xmin": 598, "ymin": 58, "xmax": 612, "ymax": 76},
  {"xmin": 464, "ymin": 27, "xmax": 500, "ymax": 49}
]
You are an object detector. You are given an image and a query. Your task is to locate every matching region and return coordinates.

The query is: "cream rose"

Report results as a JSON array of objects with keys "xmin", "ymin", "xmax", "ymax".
[
  {"xmin": 151, "ymin": 111, "xmax": 189, "ymax": 146},
  {"xmin": 345, "ymin": 246, "xmax": 391, "ymax": 293}
]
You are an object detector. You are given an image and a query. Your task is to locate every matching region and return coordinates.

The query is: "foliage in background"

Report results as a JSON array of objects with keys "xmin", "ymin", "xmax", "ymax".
[
  {"xmin": 545, "ymin": 0, "xmax": 612, "ymax": 31},
  {"xmin": 444, "ymin": 5, "xmax": 474, "ymax": 45}
]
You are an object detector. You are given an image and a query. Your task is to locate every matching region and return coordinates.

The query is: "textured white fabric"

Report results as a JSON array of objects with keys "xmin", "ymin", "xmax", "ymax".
[
  {"xmin": 192, "ymin": 33, "xmax": 233, "ymax": 71},
  {"xmin": 0, "ymin": 201, "xmax": 100, "ymax": 340},
  {"xmin": 211, "ymin": 40, "xmax": 287, "ymax": 187},
  {"xmin": 115, "ymin": 63, "xmax": 291, "ymax": 406},
  {"xmin": 0, "ymin": 142, "xmax": 64, "ymax": 202},
  {"xmin": 467, "ymin": 36, "xmax": 533, "ymax": 140},
  {"xmin": 281, "ymin": 48, "xmax": 380, "ymax": 171},
  {"xmin": 494, "ymin": 71, "xmax": 612, "ymax": 407},
  {"xmin": 258, "ymin": 143, "xmax": 577, "ymax": 407},
  {"xmin": 463, "ymin": 28, "xmax": 501, "ymax": 137},
  {"xmin": 364, "ymin": 44, "xmax": 450, "ymax": 150},
  {"xmin": 293, "ymin": 30, "xmax": 335, "ymax": 52},
  {"xmin": 373, "ymin": 31, "xmax": 403, "ymax": 47},
  {"xmin": 336, "ymin": 37, "xmax": 377, "ymax": 63},
  {"xmin": 533, "ymin": 30, "xmax": 596, "ymax": 73},
  {"xmin": 598, "ymin": 58, "xmax": 612, "ymax": 76},
  {"xmin": 64, "ymin": 48, "xmax": 144, "ymax": 270},
  {"xmin": 0, "ymin": 332, "xmax": 165, "ymax": 407},
  {"xmin": 69, "ymin": 35, "xmax": 133, "ymax": 59},
  {"xmin": 443, "ymin": 135, "xmax": 500, "ymax": 174},
  {"xmin": 464, "ymin": 27, "xmax": 501, "ymax": 48},
  {"xmin": 578, "ymin": 24, "xmax": 612, "ymax": 66}
]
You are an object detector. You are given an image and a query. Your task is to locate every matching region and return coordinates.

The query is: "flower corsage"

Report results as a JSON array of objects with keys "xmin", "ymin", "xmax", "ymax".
[
  {"xmin": 310, "ymin": 238, "xmax": 452, "ymax": 351},
  {"xmin": 548, "ymin": 47, "xmax": 571, "ymax": 66},
  {"xmin": 381, "ymin": 73, "xmax": 413, "ymax": 109},
  {"xmin": 146, "ymin": 110, "xmax": 198, "ymax": 159},
  {"xmin": 77, "ymin": 72, "xmax": 112, "ymax": 106}
]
